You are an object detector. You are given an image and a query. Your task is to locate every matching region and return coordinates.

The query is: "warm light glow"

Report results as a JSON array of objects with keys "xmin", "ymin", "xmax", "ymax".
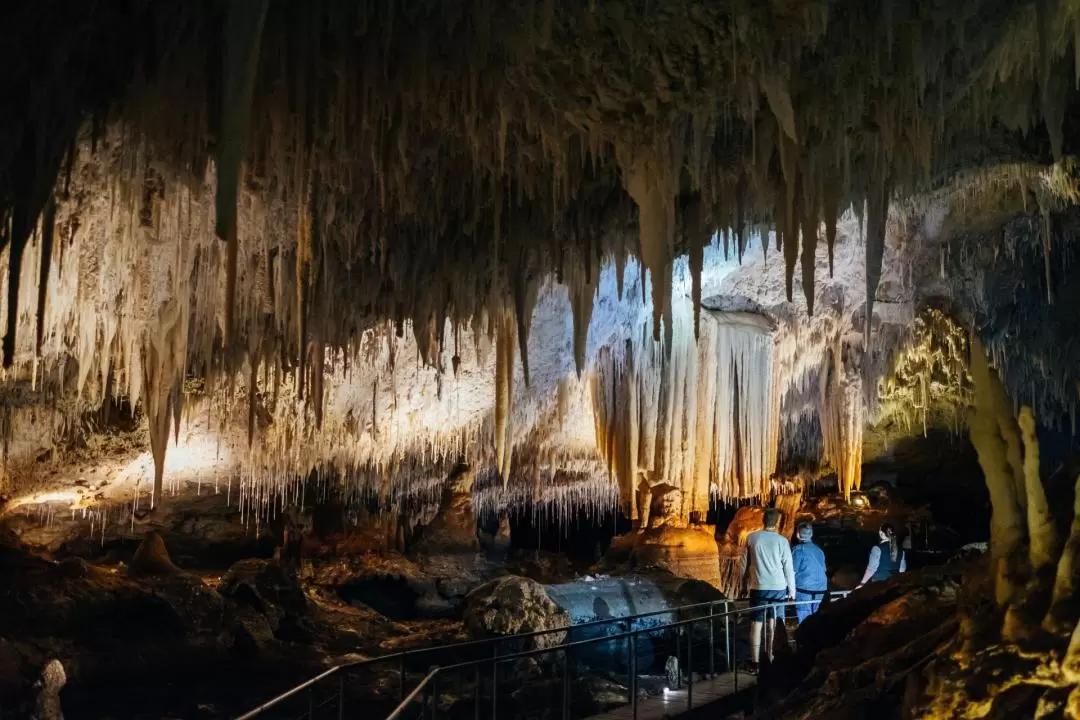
[{"xmin": 3, "ymin": 490, "xmax": 81, "ymax": 513}]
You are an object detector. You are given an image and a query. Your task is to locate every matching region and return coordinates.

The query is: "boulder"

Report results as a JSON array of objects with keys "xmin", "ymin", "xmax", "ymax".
[{"xmin": 463, "ymin": 575, "xmax": 569, "ymax": 649}]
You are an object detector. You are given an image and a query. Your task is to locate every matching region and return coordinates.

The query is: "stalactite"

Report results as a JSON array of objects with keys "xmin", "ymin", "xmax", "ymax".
[
  {"xmin": 247, "ymin": 357, "xmax": 258, "ymax": 448},
  {"xmin": 217, "ymin": 0, "xmax": 269, "ymax": 348},
  {"xmin": 4, "ymin": 0, "xmax": 1080, "ymax": 529},
  {"xmin": 822, "ymin": 177, "xmax": 840, "ymax": 278},
  {"xmin": 494, "ymin": 308, "xmax": 515, "ymax": 486},
  {"xmin": 799, "ymin": 187, "xmax": 818, "ymax": 315},
  {"xmin": 622, "ymin": 146, "xmax": 679, "ymax": 343},
  {"xmin": 1041, "ymin": 202, "xmax": 1054, "ymax": 305},
  {"xmin": 512, "ymin": 269, "xmax": 538, "ymax": 386},
  {"xmin": 820, "ymin": 336, "xmax": 864, "ymax": 501},
  {"xmin": 569, "ymin": 271, "xmax": 596, "ymax": 377},
  {"xmin": 778, "ymin": 133, "xmax": 800, "ymax": 303},
  {"xmin": 591, "ymin": 302, "xmax": 779, "ymax": 516},
  {"xmin": 3, "ymin": 207, "xmax": 30, "ymax": 368},
  {"xmin": 34, "ymin": 199, "xmax": 56, "ymax": 357},
  {"xmin": 685, "ymin": 199, "xmax": 704, "ymax": 338}
]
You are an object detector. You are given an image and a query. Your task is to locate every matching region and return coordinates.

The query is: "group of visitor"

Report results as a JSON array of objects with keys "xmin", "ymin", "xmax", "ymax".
[{"xmin": 742, "ymin": 508, "xmax": 905, "ymax": 673}]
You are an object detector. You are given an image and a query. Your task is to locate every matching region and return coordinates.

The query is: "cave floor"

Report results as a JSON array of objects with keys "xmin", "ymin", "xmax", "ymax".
[{"xmin": 584, "ymin": 670, "xmax": 754, "ymax": 720}]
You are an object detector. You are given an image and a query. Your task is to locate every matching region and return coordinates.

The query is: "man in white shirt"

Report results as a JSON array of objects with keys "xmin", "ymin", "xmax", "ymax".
[{"xmin": 743, "ymin": 507, "xmax": 795, "ymax": 672}]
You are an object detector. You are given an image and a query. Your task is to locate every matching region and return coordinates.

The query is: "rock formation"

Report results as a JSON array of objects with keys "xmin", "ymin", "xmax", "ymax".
[
  {"xmin": 3, "ymin": 2, "xmax": 1080, "ymax": 717},
  {"xmin": 463, "ymin": 576, "xmax": 570, "ymax": 650}
]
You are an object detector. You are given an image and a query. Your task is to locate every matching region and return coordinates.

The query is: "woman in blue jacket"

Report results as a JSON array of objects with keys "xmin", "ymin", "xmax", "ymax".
[{"xmin": 791, "ymin": 522, "xmax": 828, "ymax": 624}]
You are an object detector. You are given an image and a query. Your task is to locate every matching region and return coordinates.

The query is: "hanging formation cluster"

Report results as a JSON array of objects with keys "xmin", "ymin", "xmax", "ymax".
[
  {"xmin": 819, "ymin": 332, "xmax": 865, "ymax": 501},
  {"xmin": 875, "ymin": 308, "xmax": 972, "ymax": 438},
  {"xmin": 591, "ymin": 298, "xmax": 779, "ymax": 522},
  {"xmin": 0, "ymin": 0, "xmax": 1079, "ymax": 513}
]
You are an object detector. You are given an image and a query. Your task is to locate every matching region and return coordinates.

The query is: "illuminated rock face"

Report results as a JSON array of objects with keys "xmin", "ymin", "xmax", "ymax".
[
  {"xmin": 629, "ymin": 525, "xmax": 722, "ymax": 590},
  {"xmin": 0, "ymin": 213, "xmax": 891, "ymax": 527},
  {"xmin": 2, "ymin": 2, "xmax": 1078, "ymax": 555}
]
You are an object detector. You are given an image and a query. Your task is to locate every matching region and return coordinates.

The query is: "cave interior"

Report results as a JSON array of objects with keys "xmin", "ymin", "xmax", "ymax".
[{"xmin": 5, "ymin": 1, "xmax": 1080, "ymax": 718}]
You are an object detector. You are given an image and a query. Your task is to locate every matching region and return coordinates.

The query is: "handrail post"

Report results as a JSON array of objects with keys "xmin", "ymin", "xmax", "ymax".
[
  {"xmin": 423, "ymin": 678, "xmax": 431, "ymax": 720},
  {"xmin": 338, "ymin": 672, "xmax": 344, "ymax": 720},
  {"xmin": 629, "ymin": 632, "xmax": 638, "ymax": 720},
  {"xmin": 686, "ymin": 618, "xmax": 693, "ymax": 711},
  {"xmin": 723, "ymin": 601, "xmax": 731, "ymax": 672},
  {"xmin": 562, "ymin": 647, "xmax": 570, "ymax": 719},
  {"xmin": 308, "ymin": 687, "xmax": 314, "ymax": 719},
  {"xmin": 474, "ymin": 665, "xmax": 481, "ymax": 720},
  {"xmin": 708, "ymin": 602, "xmax": 715, "ymax": 678},
  {"xmin": 400, "ymin": 650, "xmax": 407, "ymax": 704},
  {"xmin": 675, "ymin": 626, "xmax": 682, "ymax": 688},
  {"xmin": 491, "ymin": 648, "xmax": 498, "ymax": 719},
  {"xmin": 733, "ymin": 608, "xmax": 739, "ymax": 692}
]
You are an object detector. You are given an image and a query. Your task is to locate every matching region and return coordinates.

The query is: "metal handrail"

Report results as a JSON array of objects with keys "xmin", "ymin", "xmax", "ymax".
[
  {"xmin": 234, "ymin": 595, "xmax": 755, "ymax": 719},
  {"xmin": 385, "ymin": 593, "xmax": 850, "ymax": 720}
]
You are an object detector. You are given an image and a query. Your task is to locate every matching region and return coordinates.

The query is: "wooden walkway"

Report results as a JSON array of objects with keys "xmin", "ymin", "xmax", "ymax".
[{"xmin": 584, "ymin": 671, "xmax": 755, "ymax": 720}]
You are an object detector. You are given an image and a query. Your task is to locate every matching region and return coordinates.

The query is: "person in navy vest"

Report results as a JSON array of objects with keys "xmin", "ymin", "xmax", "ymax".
[
  {"xmin": 791, "ymin": 522, "xmax": 828, "ymax": 624},
  {"xmin": 857, "ymin": 522, "xmax": 907, "ymax": 588}
]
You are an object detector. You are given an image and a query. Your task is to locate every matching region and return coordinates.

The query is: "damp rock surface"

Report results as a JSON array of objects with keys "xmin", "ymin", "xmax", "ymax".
[{"xmin": 463, "ymin": 575, "xmax": 571, "ymax": 650}]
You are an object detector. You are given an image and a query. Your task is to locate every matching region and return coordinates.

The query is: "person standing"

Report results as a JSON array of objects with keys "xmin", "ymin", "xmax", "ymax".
[
  {"xmin": 857, "ymin": 522, "xmax": 907, "ymax": 588},
  {"xmin": 743, "ymin": 507, "xmax": 795, "ymax": 672},
  {"xmin": 791, "ymin": 522, "xmax": 828, "ymax": 624}
]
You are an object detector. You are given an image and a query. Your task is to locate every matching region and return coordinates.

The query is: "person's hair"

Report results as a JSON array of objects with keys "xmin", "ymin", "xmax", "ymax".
[
  {"xmin": 880, "ymin": 523, "xmax": 899, "ymax": 562},
  {"xmin": 796, "ymin": 521, "xmax": 813, "ymax": 541},
  {"xmin": 763, "ymin": 508, "xmax": 782, "ymax": 529}
]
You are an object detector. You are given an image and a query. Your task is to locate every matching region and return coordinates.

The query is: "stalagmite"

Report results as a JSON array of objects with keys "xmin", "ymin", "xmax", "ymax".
[
  {"xmin": 1019, "ymin": 407, "xmax": 1057, "ymax": 574},
  {"xmin": 1045, "ymin": 471, "xmax": 1080, "ymax": 633},
  {"xmin": 968, "ymin": 335, "xmax": 1025, "ymax": 608}
]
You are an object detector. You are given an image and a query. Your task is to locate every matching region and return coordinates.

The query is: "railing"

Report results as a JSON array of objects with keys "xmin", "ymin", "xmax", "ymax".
[
  {"xmin": 235, "ymin": 596, "xmax": 758, "ymax": 720},
  {"xmin": 384, "ymin": 593, "xmax": 850, "ymax": 720}
]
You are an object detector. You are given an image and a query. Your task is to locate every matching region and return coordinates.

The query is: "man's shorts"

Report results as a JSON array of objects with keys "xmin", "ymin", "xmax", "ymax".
[{"xmin": 748, "ymin": 589, "xmax": 787, "ymax": 621}]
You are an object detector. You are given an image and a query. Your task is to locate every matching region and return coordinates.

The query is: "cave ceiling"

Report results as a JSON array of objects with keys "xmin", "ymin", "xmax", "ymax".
[{"xmin": 1, "ymin": 0, "xmax": 1080, "ymax": 517}]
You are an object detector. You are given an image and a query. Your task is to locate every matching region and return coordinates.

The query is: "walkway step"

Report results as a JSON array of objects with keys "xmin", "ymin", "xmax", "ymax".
[{"xmin": 583, "ymin": 671, "xmax": 755, "ymax": 720}]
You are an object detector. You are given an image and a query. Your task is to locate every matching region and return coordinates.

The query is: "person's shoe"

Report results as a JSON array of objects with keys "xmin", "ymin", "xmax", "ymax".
[{"xmin": 743, "ymin": 662, "xmax": 759, "ymax": 675}]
